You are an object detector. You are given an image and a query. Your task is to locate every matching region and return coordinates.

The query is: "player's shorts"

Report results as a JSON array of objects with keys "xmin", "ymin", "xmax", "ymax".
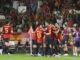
[
  {"xmin": 0, "ymin": 46, "xmax": 2, "ymax": 49},
  {"xmin": 0, "ymin": 42, "xmax": 2, "ymax": 49},
  {"xmin": 3, "ymin": 38, "xmax": 9, "ymax": 42},
  {"xmin": 32, "ymin": 39, "xmax": 36, "ymax": 45},
  {"xmin": 37, "ymin": 43, "xmax": 43, "ymax": 47},
  {"xmin": 74, "ymin": 41, "xmax": 80, "ymax": 47},
  {"xmin": 61, "ymin": 36, "xmax": 69, "ymax": 45},
  {"xmin": 53, "ymin": 40, "xmax": 59, "ymax": 46},
  {"xmin": 45, "ymin": 36, "xmax": 53, "ymax": 45}
]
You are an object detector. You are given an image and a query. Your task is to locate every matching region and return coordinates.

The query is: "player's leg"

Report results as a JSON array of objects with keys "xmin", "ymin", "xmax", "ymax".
[
  {"xmin": 52, "ymin": 40, "xmax": 61, "ymax": 57},
  {"xmin": 37, "ymin": 43, "xmax": 43, "ymax": 56},
  {"xmin": 64, "ymin": 44, "xmax": 68, "ymax": 55},
  {"xmin": 3, "ymin": 38, "xmax": 11, "ymax": 56},
  {"xmin": 54, "ymin": 40, "xmax": 59, "ymax": 55},
  {"xmin": 79, "ymin": 42, "xmax": 80, "ymax": 56},
  {"xmin": 48, "ymin": 38, "xmax": 53, "ymax": 56},
  {"xmin": 63, "ymin": 39, "xmax": 68, "ymax": 56},
  {"xmin": 62, "ymin": 39, "xmax": 68, "ymax": 56},
  {"xmin": 73, "ymin": 41, "xmax": 78, "ymax": 56},
  {"xmin": 0, "ymin": 44, "xmax": 3, "ymax": 55},
  {"xmin": 43, "ymin": 36, "xmax": 48, "ymax": 56},
  {"xmin": 0, "ymin": 38, "xmax": 3, "ymax": 55},
  {"xmin": 56, "ymin": 40, "xmax": 61, "ymax": 55},
  {"xmin": 4, "ymin": 38, "xmax": 9, "ymax": 51},
  {"xmin": 58, "ymin": 40, "xmax": 62, "ymax": 55},
  {"xmin": 52, "ymin": 41, "xmax": 55, "ymax": 55},
  {"xmin": 32, "ymin": 40, "xmax": 37, "ymax": 56},
  {"xmin": 43, "ymin": 42, "xmax": 47, "ymax": 56}
]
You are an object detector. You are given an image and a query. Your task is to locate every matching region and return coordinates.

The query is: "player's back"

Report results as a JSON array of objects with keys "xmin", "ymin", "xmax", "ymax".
[{"xmin": 3, "ymin": 24, "xmax": 12, "ymax": 34}]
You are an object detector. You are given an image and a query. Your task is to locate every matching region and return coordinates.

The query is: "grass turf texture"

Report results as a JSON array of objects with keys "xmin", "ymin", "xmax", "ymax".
[{"xmin": 0, "ymin": 54, "xmax": 80, "ymax": 60}]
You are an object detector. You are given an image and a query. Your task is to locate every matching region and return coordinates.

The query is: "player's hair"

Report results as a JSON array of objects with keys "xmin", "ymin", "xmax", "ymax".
[
  {"xmin": 56, "ymin": 23, "xmax": 59, "ymax": 24},
  {"xmin": 73, "ymin": 24, "xmax": 78, "ymax": 28},
  {"xmin": 45, "ymin": 21, "xmax": 50, "ymax": 24},
  {"xmin": 5, "ymin": 21, "xmax": 10, "ymax": 24},
  {"xmin": 63, "ymin": 24, "xmax": 67, "ymax": 27}
]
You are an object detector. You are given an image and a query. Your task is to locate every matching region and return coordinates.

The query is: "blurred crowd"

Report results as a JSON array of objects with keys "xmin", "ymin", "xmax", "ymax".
[
  {"xmin": 0, "ymin": 0, "xmax": 80, "ymax": 32},
  {"xmin": 0, "ymin": 0, "xmax": 80, "ymax": 56}
]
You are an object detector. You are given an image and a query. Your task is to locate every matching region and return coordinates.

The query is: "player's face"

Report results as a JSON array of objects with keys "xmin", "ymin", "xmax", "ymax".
[
  {"xmin": 52, "ymin": 26, "xmax": 56, "ymax": 31},
  {"xmin": 55, "ymin": 23, "xmax": 59, "ymax": 27},
  {"xmin": 0, "ymin": 28, "xmax": 1, "ymax": 32},
  {"xmin": 72, "ymin": 27, "xmax": 75, "ymax": 31},
  {"xmin": 40, "ymin": 25, "xmax": 42, "ymax": 29},
  {"xmin": 79, "ymin": 27, "xmax": 80, "ymax": 31},
  {"xmin": 0, "ymin": 38, "xmax": 1, "ymax": 41},
  {"xmin": 52, "ymin": 25, "xmax": 55, "ymax": 28},
  {"xmin": 63, "ymin": 24, "xmax": 65, "ymax": 28},
  {"xmin": 45, "ymin": 22, "xmax": 48, "ymax": 27},
  {"xmin": 8, "ymin": 22, "xmax": 10, "ymax": 25}
]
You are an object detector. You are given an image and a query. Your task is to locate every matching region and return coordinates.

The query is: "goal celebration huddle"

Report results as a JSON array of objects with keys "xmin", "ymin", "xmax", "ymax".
[
  {"xmin": 32, "ymin": 21, "xmax": 80, "ymax": 57},
  {"xmin": 0, "ymin": 21, "xmax": 80, "ymax": 57}
]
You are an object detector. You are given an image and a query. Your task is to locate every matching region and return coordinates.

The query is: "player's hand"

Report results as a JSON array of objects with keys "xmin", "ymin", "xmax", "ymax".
[
  {"xmin": 69, "ymin": 33, "xmax": 72, "ymax": 35},
  {"xmin": 44, "ymin": 32, "xmax": 46, "ymax": 35}
]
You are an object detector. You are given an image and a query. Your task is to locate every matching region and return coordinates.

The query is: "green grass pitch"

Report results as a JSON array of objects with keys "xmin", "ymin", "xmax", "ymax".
[{"xmin": 0, "ymin": 54, "xmax": 80, "ymax": 60}]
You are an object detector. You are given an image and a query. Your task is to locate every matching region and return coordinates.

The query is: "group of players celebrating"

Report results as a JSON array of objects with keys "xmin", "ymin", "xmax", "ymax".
[
  {"xmin": 0, "ymin": 21, "xmax": 80, "ymax": 57},
  {"xmin": 32, "ymin": 21, "xmax": 80, "ymax": 57}
]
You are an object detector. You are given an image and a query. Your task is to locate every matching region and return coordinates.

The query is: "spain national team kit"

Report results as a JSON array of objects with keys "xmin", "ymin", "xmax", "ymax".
[
  {"xmin": 3, "ymin": 24, "xmax": 13, "ymax": 42},
  {"xmin": 45, "ymin": 25, "xmax": 53, "ymax": 45},
  {"xmin": 36, "ymin": 29, "xmax": 43, "ymax": 47},
  {"xmin": 32, "ymin": 32, "xmax": 37, "ymax": 45}
]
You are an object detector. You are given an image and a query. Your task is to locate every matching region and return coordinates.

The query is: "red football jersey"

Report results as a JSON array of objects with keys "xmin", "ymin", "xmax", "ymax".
[
  {"xmin": 58, "ymin": 27, "xmax": 63, "ymax": 40},
  {"xmin": 58, "ymin": 33, "xmax": 63, "ymax": 40},
  {"xmin": 0, "ymin": 33, "xmax": 2, "ymax": 39},
  {"xmin": 35, "ymin": 26, "xmax": 40, "ymax": 32},
  {"xmin": 3, "ymin": 24, "xmax": 13, "ymax": 38},
  {"xmin": 53, "ymin": 33, "xmax": 59, "ymax": 40},
  {"xmin": 52, "ymin": 26, "xmax": 59, "ymax": 40},
  {"xmin": 46, "ymin": 25, "xmax": 52, "ymax": 37},
  {"xmin": 36, "ymin": 30, "xmax": 43, "ymax": 43},
  {"xmin": 32, "ymin": 32, "xmax": 37, "ymax": 40}
]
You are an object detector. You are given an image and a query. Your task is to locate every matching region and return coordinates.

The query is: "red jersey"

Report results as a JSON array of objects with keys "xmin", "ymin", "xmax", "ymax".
[
  {"xmin": 58, "ymin": 28, "xmax": 63, "ymax": 40},
  {"xmin": 58, "ymin": 33, "xmax": 63, "ymax": 40},
  {"xmin": 52, "ymin": 27, "xmax": 59, "ymax": 40},
  {"xmin": 35, "ymin": 26, "xmax": 40, "ymax": 32},
  {"xmin": 32, "ymin": 32, "xmax": 36, "ymax": 40},
  {"xmin": 36, "ymin": 30, "xmax": 43, "ymax": 43},
  {"xmin": 53, "ymin": 30, "xmax": 59, "ymax": 40},
  {"xmin": 46, "ymin": 25, "xmax": 52, "ymax": 37},
  {"xmin": 3, "ymin": 24, "xmax": 13, "ymax": 38},
  {"xmin": 0, "ymin": 33, "xmax": 2, "ymax": 39}
]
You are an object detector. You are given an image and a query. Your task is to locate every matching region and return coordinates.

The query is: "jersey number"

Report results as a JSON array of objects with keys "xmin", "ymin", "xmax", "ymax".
[
  {"xmin": 5, "ymin": 28, "xmax": 9, "ymax": 33},
  {"xmin": 37, "ymin": 33, "xmax": 41, "ymax": 38}
]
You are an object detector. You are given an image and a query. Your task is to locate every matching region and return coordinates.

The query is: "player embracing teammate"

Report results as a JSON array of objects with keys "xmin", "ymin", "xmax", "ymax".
[
  {"xmin": 32, "ymin": 21, "xmax": 66, "ymax": 57},
  {"xmin": 32, "ymin": 22, "xmax": 80, "ymax": 57},
  {"xmin": 32, "ymin": 24, "xmax": 43, "ymax": 56},
  {"xmin": 42, "ymin": 22, "xmax": 53, "ymax": 56},
  {"xmin": 52, "ymin": 23, "xmax": 63, "ymax": 57}
]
